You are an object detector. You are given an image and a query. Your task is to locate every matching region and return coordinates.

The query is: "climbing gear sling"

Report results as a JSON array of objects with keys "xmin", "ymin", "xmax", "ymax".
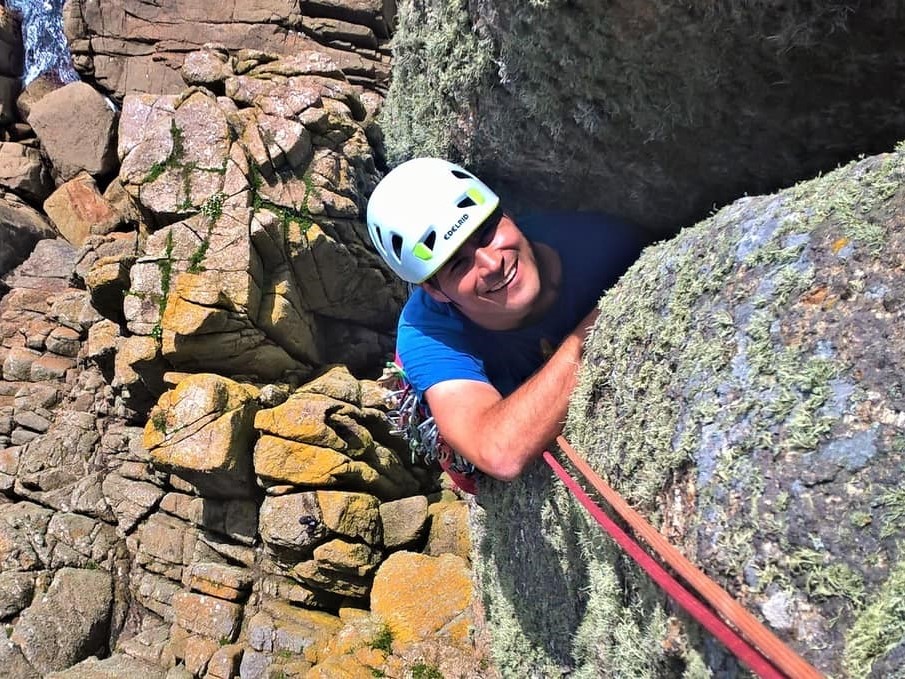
[
  {"xmin": 547, "ymin": 435, "xmax": 823, "ymax": 679},
  {"xmin": 380, "ymin": 359, "xmax": 478, "ymax": 494}
]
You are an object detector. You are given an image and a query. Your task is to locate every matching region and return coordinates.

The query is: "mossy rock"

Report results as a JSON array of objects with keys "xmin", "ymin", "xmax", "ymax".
[
  {"xmin": 383, "ymin": 0, "xmax": 905, "ymax": 234},
  {"xmin": 474, "ymin": 143, "xmax": 905, "ymax": 677}
]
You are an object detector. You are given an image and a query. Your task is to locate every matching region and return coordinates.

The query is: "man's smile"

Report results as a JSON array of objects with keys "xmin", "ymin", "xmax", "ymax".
[{"xmin": 485, "ymin": 261, "xmax": 518, "ymax": 294}]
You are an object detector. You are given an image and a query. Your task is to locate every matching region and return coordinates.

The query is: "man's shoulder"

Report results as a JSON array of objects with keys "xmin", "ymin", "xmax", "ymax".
[
  {"xmin": 398, "ymin": 289, "xmax": 473, "ymax": 348},
  {"xmin": 399, "ymin": 288, "xmax": 456, "ymax": 328}
]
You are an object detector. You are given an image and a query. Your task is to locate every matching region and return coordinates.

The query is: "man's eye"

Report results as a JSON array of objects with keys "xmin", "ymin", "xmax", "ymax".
[{"xmin": 478, "ymin": 223, "xmax": 495, "ymax": 245}]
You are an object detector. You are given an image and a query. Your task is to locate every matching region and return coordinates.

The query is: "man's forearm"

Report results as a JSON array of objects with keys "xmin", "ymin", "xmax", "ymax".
[{"xmin": 469, "ymin": 329, "xmax": 586, "ymax": 479}]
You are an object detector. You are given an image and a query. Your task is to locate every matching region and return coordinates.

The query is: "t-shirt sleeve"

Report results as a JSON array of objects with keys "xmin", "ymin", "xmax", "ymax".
[{"xmin": 396, "ymin": 292, "xmax": 491, "ymax": 398}]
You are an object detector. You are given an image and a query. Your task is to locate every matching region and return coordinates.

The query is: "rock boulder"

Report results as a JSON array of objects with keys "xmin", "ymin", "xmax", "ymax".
[
  {"xmin": 27, "ymin": 82, "xmax": 117, "ymax": 181},
  {"xmin": 476, "ymin": 143, "xmax": 905, "ymax": 677},
  {"xmin": 11, "ymin": 567, "xmax": 113, "ymax": 674}
]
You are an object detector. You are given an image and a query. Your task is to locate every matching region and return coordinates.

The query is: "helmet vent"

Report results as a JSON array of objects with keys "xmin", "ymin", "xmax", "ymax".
[
  {"xmin": 457, "ymin": 196, "xmax": 476, "ymax": 208},
  {"xmin": 424, "ymin": 230, "xmax": 437, "ymax": 250},
  {"xmin": 391, "ymin": 233, "xmax": 403, "ymax": 260},
  {"xmin": 450, "ymin": 169, "xmax": 471, "ymax": 179},
  {"xmin": 374, "ymin": 225, "xmax": 383, "ymax": 248}
]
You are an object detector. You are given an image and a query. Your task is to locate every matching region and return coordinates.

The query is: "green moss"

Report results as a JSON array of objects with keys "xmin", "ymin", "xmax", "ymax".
[
  {"xmin": 150, "ymin": 410, "xmax": 168, "ymax": 434},
  {"xmin": 410, "ymin": 663, "xmax": 443, "ymax": 679},
  {"xmin": 844, "ymin": 558, "xmax": 905, "ymax": 676},
  {"xmin": 850, "ymin": 511, "xmax": 873, "ymax": 528},
  {"xmin": 144, "ymin": 119, "xmax": 186, "ymax": 184},
  {"xmin": 370, "ymin": 623, "xmax": 394, "ymax": 653},
  {"xmin": 879, "ymin": 488, "xmax": 905, "ymax": 539},
  {"xmin": 143, "ymin": 118, "xmax": 228, "ymax": 214},
  {"xmin": 248, "ymin": 161, "xmax": 315, "ymax": 243},
  {"xmin": 380, "ymin": 0, "xmax": 494, "ymax": 163},
  {"xmin": 201, "ymin": 192, "xmax": 226, "ymax": 222},
  {"xmin": 788, "ymin": 548, "xmax": 865, "ymax": 607},
  {"xmin": 151, "ymin": 229, "xmax": 175, "ymax": 341}
]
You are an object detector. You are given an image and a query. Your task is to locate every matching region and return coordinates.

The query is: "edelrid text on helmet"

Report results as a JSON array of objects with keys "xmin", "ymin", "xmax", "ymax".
[
  {"xmin": 366, "ymin": 158, "xmax": 501, "ymax": 284},
  {"xmin": 445, "ymin": 213, "xmax": 469, "ymax": 241}
]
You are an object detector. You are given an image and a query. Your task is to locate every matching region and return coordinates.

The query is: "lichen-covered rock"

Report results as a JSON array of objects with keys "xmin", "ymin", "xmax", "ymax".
[
  {"xmin": 475, "ymin": 144, "xmax": 905, "ymax": 677},
  {"xmin": 143, "ymin": 373, "xmax": 259, "ymax": 498},
  {"xmin": 255, "ymin": 405, "xmax": 413, "ymax": 497},
  {"xmin": 171, "ymin": 591, "xmax": 243, "ymax": 641},
  {"xmin": 424, "ymin": 499, "xmax": 471, "ymax": 561},
  {"xmin": 388, "ymin": 0, "xmax": 905, "ymax": 239},
  {"xmin": 245, "ymin": 599, "xmax": 343, "ymax": 656},
  {"xmin": 116, "ymin": 55, "xmax": 404, "ymax": 383},
  {"xmin": 44, "ymin": 654, "xmax": 168, "ymax": 678},
  {"xmin": 371, "ymin": 551, "xmax": 473, "ymax": 647},
  {"xmin": 379, "ymin": 495, "xmax": 428, "ymax": 549}
]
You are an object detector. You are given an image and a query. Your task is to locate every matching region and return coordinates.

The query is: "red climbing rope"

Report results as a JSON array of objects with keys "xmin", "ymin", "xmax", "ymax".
[{"xmin": 543, "ymin": 445, "xmax": 822, "ymax": 679}]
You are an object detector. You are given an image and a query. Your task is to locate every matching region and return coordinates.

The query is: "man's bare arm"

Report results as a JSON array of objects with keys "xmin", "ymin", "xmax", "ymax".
[{"xmin": 424, "ymin": 308, "xmax": 599, "ymax": 481}]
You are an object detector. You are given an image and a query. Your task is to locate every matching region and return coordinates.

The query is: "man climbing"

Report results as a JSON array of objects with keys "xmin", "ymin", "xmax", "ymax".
[{"xmin": 367, "ymin": 158, "xmax": 644, "ymax": 489}]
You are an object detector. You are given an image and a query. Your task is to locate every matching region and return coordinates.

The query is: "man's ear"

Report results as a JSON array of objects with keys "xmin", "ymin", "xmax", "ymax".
[{"xmin": 421, "ymin": 280, "xmax": 451, "ymax": 303}]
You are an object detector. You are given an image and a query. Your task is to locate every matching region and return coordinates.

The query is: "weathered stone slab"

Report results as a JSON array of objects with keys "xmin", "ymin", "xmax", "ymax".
[
  {"xmin": 45, "ymin": 653, "xmax": 167, "ymax": 678},
  {"xmin": 43, "ymin": 173, "xmax": 122, "ymax": 247},
  {"xmin": 379, "ymin": 495, "xmax": 428, "ymax": 549},
  {"xmin": 172, "ymin": 591, "xmax": 243, "ymax": 641},
  {"xmin": 11, "ymin": 567, "xmax": 113, "ymax": 674},
  {"xmin": 0, "ymin": 192, "xmax": 56, "ymax": 280}
]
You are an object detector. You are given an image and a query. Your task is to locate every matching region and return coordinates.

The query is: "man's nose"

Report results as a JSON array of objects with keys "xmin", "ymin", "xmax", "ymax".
[{"xmin": 473, "ymin": 245, "xmax": 501, "ymax": 273}]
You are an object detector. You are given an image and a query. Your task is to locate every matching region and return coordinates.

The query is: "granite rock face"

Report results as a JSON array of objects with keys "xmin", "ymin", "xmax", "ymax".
[
  {"xmin": 62, "ymin": 0, "xmax": 394, "ymax": 98},
  {"xmin": 0, "ymin": 36, "xmax": 489, "ymax": 676},
  {"xmin": 475, "ymin": 143, "xmax": 905, "ymax": 677},
  {"xmin": 115, "ymin": 49, "xmax": 404, "ymax": 388},
  {"xmin": 384, "ymin": 0, "xmax": 905, "ymax": 235}
]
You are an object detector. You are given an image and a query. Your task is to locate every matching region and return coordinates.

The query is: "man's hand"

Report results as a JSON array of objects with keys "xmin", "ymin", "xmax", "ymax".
[{"xmin": 424, "ymin": 306, "xmax": 600, "ymax": 481}]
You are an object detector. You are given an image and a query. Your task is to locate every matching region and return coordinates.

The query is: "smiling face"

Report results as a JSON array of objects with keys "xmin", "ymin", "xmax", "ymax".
[{"xmin": 423, "ymin": 210, "xmax": 558, "ymax": 331}]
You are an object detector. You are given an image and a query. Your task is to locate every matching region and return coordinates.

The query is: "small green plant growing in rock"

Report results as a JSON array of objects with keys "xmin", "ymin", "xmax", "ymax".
[
  {"xmin": 151, "ymin": 230, "xmax": 176, "ymax": 340},
  {"xmin": 145, "ymin": 119, "xmax": 186, "ymax": 184},
  {"xmin": 277, "ymin": 649, "xmax": 294, "ymax": 659},
  {"xmin": 151, "ymin": 410, "xmax": 168, "ymax": 434},
  {"xmin": 200, "ymin": 191, "xmax": 226, "ymax": 221},
  {"xmin": 370, "ymin": 623, "xmax": 394, "ymax": 653},
  {"xmin": 410, "ymin": 662, "xmax": 443, "ymax": 679},
  {"xmin": 371, "ymin": 670, "xmax": 386, "ymax": 678}
]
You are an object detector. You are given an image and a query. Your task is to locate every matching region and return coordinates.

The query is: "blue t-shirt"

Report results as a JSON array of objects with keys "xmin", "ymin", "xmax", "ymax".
[{"xmin": 396, "ymin": 212, "xmax": 644, "ymax": 398}]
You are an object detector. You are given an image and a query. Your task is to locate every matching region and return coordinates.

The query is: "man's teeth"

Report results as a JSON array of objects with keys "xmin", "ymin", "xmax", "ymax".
[{"xmin": 488, "ymin": 265, "xmax": 516, "ymax": 292}]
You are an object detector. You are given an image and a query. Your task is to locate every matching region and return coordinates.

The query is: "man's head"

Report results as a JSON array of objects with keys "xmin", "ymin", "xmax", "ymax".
[{"xmin": 367, "ymin": 158, "xmax": 550, "ymax": 330}]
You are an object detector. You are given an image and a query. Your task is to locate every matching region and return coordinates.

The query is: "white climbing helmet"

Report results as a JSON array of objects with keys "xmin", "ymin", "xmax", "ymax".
[{"xmin": 366, "ymin": 158, "xmax": 501, "ymax": 283}]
